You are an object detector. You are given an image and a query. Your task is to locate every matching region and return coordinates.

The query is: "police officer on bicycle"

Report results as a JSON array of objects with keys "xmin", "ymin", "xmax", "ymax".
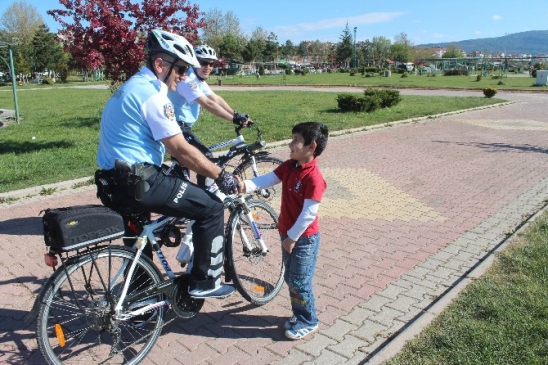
[
  {"xmin": 95, "ymin": 29, "xmax": 238, "ymax": 299},
  {"xmin": 167, "ymin": 44, "xmax": 251, "ymax": 173}
]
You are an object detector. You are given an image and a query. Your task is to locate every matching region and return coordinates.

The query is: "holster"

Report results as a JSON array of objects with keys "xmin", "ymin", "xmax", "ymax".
[{"xmin": 96, "ymin": 160, "xmax": 159, "ymax": 203}]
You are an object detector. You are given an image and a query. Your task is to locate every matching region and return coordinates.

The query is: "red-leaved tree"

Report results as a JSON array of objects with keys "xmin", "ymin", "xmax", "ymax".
[{"xmin": 48, "ymin": 0, "xmax": 205, "ymax": 83}]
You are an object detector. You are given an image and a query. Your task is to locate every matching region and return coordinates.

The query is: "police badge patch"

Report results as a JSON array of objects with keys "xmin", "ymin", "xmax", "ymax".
[
  {"xmin": 164, "ymin": 103, "xmax": 175, "ymax": 120},
  {"xmin": 189, "ymin": 81, "xmax": 198, "ymax": 90}
]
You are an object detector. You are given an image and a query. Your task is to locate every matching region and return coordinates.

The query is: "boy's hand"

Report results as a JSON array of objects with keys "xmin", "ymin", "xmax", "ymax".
[
  {"xmin": 282, "ymin": 237, "xmax": 296, "ymax": 254},
  {"xmin": 235, "ymin": 176, "xmax": 246, "ymax": 193}
]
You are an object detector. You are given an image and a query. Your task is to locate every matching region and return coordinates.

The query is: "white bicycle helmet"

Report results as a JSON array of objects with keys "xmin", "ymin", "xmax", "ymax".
[
  {"xmin": 194, "ymin": 45, "xmax": 218, "ymax": 61},
  {"xmin": 148, "ymin": 29, "xmax": 200, "ymax": 68}
]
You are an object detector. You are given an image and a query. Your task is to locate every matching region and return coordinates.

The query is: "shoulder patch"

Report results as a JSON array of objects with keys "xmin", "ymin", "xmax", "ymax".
[
  {"xmin": 164, "ymin": 103, "xmax": 175, "ymax": 120},
  {"xmin": 189, "ymin": 81, "xmax": 199, "ymax": 90}
]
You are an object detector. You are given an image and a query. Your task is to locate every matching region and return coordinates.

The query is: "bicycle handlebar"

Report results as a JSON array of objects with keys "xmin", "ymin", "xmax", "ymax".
[{"xmin": 234, "ymin": 121, "xmax": 262, "ymax": 142}]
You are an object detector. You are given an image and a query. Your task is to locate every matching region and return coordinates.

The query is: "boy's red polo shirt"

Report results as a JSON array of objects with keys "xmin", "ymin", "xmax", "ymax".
[{"xmin": 274, "ymin": 158, "xmax": 327, "ymax": 238}]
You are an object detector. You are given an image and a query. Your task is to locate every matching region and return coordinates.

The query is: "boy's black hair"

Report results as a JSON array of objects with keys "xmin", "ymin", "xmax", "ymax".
[{"xmin": 292, "ymin": 122, "xmax": 329, "ymax": 157}]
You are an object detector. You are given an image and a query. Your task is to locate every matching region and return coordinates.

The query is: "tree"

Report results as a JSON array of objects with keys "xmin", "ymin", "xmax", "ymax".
[
  {"xmin": 335, "ymin": 23, "xmax": 353, "ymax": 66},
  {"xmin": 0, "ymin": 1, "xmax": 43, "ymax": 44},
  {"xmin": 391, "ymin": 43, "xmax": 412, "ymax": 64},
  {"xmin": 368, "ymin": 36, "xmax": 391, "ymax": 68},
  {"xmin": 218, "ymin": 34, "xmax": 243, "ymax": 60},
  {"xmin": 280, "ymin": 40, "xmax": 295, "ymax": 61},
  {"xmin": 201, "ymin": 9, "xmax": 245, "ymax": 52},
  {"xmin": 241, "ymin": 39, "xmax": 263, "ymax": 63},
  {"xmin": 394, "ymin": 32, "xmax": 412, "ymax": 47},
  {"xmin": 263, "ymin": 33, "xmax": 279, "ymax": 62},
  {"xmin": 48, "ymin": 0, "xmax": 206, "ymax": 83},
  {"xmin": 391, "ymin": 32, "xmax": 412, "ymax": 64},
  {"xmin": 442, "ymin": 43, "xmax": 464, "ymax": 58},
  {"xmin": 411, "ymin": 47, "xmax": 435, "ymax": 64},
  {"xmin": 31, "ymin": 24, "xmax": 64, "ymax": 74},
  {"xmin": 297, "ymin": 41, "xmax": 310, "ymax": 61}
]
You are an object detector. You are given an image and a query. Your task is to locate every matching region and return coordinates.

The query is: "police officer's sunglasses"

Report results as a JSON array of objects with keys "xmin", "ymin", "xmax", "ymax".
[{"xmin": 163, "ymin": 59, "xmax": 189, "ymax": 76}]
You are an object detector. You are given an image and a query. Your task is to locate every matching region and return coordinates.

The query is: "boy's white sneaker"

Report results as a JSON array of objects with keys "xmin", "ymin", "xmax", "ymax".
[{"xmin": 284, "ymin": 323, "xmax": 319, "ymax": 340}]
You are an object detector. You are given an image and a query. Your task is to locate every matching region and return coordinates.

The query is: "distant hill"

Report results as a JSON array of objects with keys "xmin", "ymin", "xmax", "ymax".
[{"xmin": 417, "ymin": 30, "xmax": 548, "ymax": 56}]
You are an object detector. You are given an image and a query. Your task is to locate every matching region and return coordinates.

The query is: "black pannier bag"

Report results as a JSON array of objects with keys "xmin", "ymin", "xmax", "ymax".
[{"xmin": 42, "ymin": 205, "xmax": 125, "ymax": 251}]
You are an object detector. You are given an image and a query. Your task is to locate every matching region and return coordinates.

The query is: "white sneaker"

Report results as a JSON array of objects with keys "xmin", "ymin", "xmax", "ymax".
[
  {"xmin": 285, "ymin": 323, "xmax": 319, "ymax": 340},
  {"xmin": 189, "ymin": 283, "xmax": 236, "ymax": 299}
]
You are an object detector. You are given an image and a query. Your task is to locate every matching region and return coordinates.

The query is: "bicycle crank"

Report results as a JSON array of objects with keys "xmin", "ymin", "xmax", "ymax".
[{"xmin": 170, "ymin": 275, "xmax": 204, "ymax": 319}]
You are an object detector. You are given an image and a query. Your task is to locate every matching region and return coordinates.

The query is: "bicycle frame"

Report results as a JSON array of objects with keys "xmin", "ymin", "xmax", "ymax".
[
  {"xmin": 207, "ymin": 134, "xmax": 245, "ymax": 152},
  {"xmin": 112, "ymin": 194, "xmax": 270, "ymax": 321},
  {"xmin": 113, "ymin": 215, "xmax": 177, "ymax": 320}
]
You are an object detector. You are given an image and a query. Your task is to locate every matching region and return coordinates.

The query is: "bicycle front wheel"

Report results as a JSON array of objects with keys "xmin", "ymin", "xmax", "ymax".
[
  {"xmin": 36, "ymin": 246, "xmax": 165, "ymax": 365},
  {"xmin": 233, "ymin": 154, "xmax": 283, "ymax": 205},
  {"xmin": 225, "ymin": 199, "xmax": 284, "ymax": 306}
]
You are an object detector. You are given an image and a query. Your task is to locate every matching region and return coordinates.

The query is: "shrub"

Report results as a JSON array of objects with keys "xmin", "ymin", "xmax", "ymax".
[
  {"xmin": 337, "ymin": 88, "xmax": 402, "ymax": 113},
  {"xmin": 401, "ymin": 72, "xmax": 408, "ymax": 78},
  {"xmin": 43, "ymin": 77, "xmax": 54, "ymax": 85},
  {"xmin": 363, "ymin": 88, "xmax": 402, "ymax": 108},
  {"xmin": 482, "ymin": 87, "xmax": 498, "ymax": 98},
  {"xmin": 476, "ymin": 74, "xmax": 482, "ymax": 81},
  {"xmin": 444, "ymin": 69, "xmax": 469, "ymax": 76},
  {"xmin": 285, "ymin": 68, "xmax": 292, "ymax": 75},
  {"xmin": 300, "ymin": 68, "xmax": 309, "ymax": 76},
  {"xmin": 336, "ymin": 94, "xmax": 361, "ymax": 111}
]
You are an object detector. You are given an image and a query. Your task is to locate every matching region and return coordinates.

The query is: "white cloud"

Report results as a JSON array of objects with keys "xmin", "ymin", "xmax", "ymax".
[
  {"xmin": 272, "ymin": 12, "xmax": 404, "ymax": 39},
  {"xmin": 474, "ymin": 31, "xmax": 482, "ymax": 35},
  {"xmin": 492, "ymin": 15, "xmax": 503, "ymax": 21}
]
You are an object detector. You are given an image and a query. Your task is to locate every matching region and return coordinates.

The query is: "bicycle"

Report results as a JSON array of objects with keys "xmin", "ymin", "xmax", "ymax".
[{"xmin": 33, "ymin": 193, "xmax": 283, "ymax": 364}]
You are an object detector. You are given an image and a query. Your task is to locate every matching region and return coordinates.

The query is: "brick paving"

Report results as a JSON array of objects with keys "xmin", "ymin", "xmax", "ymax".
[{"xmin": 1, "ymin": 89, "xmax": 548, "ymax": 364}]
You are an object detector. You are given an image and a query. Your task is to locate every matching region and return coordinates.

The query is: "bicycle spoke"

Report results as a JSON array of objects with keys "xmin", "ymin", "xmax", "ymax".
[
  {"xmin": 37, "ymin": 246, "xmax": 164, "ymax": 365},
  {"xmin": 226, "ymin": 199, "xmax": 285, "ymax": 305}
]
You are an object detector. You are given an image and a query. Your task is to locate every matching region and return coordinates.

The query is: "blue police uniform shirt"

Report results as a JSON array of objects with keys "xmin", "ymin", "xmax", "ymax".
[
  {"xmin": 168, "ymin": 68, "xmax": 213, "ymax": 127},
  {"xmin": 97, "ymin": 66, "xmax": 181, "ymax": 170}
]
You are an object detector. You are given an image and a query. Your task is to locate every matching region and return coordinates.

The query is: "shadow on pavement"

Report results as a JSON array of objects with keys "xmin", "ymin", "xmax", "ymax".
[{"xmin": 0, "ymin": 216, "xmax": 42, "ymax": 236}]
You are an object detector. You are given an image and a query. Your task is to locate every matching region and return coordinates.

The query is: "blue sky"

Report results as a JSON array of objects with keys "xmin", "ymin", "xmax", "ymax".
[{"xmin": 1, "ymin": 0, "xmax": 547, "ymax": 45}]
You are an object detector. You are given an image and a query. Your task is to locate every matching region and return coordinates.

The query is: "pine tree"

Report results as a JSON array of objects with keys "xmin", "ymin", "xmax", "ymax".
[{"xmin": 336, "ymin": 23, "xmax": 353, "ymax": 67}]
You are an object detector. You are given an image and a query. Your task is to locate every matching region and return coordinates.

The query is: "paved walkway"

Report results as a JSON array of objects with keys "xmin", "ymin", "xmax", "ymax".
[{"xmin": 1, "ymin": 89, "xmax": 548, "ymax": 364}]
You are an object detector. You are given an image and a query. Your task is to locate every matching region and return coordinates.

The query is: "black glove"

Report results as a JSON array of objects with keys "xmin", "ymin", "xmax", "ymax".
[
  {"xmin": 232, "ymin": 111, "xmax": 249, "ymax": 126},
  {"xmin": 215, "ymin": 170, "xmax": 240, "ymax": 195}
]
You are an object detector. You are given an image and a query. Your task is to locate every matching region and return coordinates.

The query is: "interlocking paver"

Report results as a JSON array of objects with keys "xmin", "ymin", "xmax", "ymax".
[{"xmin": 2, "ymin": 88, "xmax": 548, "ymax": 364}]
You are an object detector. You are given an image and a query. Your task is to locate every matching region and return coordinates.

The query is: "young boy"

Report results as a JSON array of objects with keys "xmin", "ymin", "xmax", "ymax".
[{"xmin": 237, "ymin": 122, "xmax": 328, "ymax": 340}]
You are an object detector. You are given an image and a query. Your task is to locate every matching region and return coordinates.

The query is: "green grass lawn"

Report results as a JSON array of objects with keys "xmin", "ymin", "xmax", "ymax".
[
  {"xmin": 0, "ymin": 87, "xmax": 502, "ymax": 193},
  {"xmin": 216, "ymin": 71, "xmax": 548, "ymax": 91},
  {"xmin": 385, "ymin": 208, "xmax": 548, "ymax": 365}
]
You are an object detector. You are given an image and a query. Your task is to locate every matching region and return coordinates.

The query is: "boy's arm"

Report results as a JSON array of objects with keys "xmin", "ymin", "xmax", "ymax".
[
  {"xmin": 238, "ymin": 172, "xmax": 280, "ymax": 193},
  {"xmin": 286, "ymin": 199, "xmax": 320, "ymax": 241}
]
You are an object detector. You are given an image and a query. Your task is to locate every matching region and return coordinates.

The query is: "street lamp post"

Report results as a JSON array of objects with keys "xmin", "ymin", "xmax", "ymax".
[{"xmin": 353, "ymin": 27, "xmax": 357, "ymax": 69}]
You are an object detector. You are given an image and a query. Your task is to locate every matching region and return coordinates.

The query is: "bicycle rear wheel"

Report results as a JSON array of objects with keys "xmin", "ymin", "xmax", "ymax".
[
  {"xmin": 225, "ymin": 199, "xmax": 284, "ymax": 306},
  {"xmin": 36, "ymin": 246, "xmax": 164, "ymax": 365},
  {"xmin": 233, "ymin": 154, "xmax": 283, "ymax": 206}
]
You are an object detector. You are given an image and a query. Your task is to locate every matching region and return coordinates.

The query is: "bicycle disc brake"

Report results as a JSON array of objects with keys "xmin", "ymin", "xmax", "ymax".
[{"xmin": 170, "ymin": 275, "xmax": 204, "ymax": 319}]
